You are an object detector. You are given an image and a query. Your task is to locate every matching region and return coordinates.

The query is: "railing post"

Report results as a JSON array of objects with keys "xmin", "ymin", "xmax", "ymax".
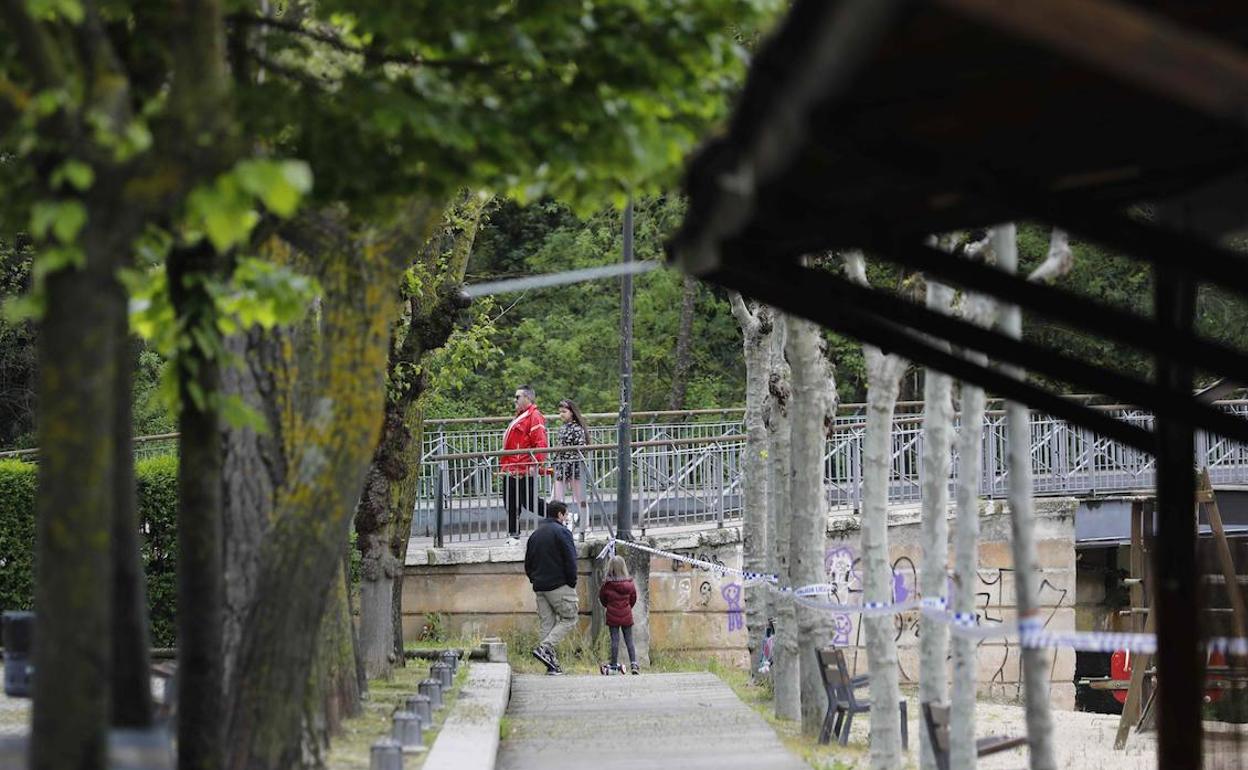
[
  {"xmin": 434, "ymin": 462, "xmax": 445, "ymax": 548},
  {"xmin": 715, "ymin": 446, "xmax": 725, "ymax": 528},
  {"xmin": 851, "ymin": 429, "xmax": 863, "ymax": 512},
  {"xmin": 1195, "ymin": 428, "xmax": 1209, "ymax": 480}
]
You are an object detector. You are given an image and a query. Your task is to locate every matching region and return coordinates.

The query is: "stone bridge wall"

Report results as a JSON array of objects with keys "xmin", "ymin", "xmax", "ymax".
[{"xmin": 403, "ymin": 497, "xmax": 1077, "ymax": 707}]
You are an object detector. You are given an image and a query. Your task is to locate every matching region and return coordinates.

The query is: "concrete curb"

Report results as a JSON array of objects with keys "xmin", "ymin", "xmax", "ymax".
[{"xmin": 423, "ymin": 662, "xmax": 511, "ymax": 770}]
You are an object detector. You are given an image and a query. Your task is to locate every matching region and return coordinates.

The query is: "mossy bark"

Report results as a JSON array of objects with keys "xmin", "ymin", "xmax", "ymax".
[
  {"xmin": 112, "ymin": 334, "xmax": 155, "ymax": 728},
  {"xmin": 169, "ymin": 242, "xmax": 227, "ymax": 770},
  {"xmin": 302, "ymin": 562, "xmax": 362, "ymax": 766},
  {"xmin": 223, "ymin": 201, "xmax": 440, "ymax": 770},
  {"xmin": 356, "ymin": 193, "xmax": 486, "ymax": 679},
  {"xmin": 30, "ymin": 211, "xmax": 123, "ymax": 770}
]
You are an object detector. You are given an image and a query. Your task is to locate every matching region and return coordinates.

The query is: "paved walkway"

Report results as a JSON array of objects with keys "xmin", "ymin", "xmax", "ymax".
[{"xmin": 496, "ymin": 672, "xmax": 807, "ymax": 770}]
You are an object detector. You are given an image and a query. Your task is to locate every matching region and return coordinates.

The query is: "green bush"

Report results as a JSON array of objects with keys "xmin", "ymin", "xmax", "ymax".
[
  {"xmin": 0, "ymin": 454, "xmax": 180, "ymax": 647},
  {"xmin": 0, "ymin": 459, "xmax": 37, "ymax": 613},
  {"xmin": 137, "ymin": 455, "xmax": 178, "ymax": 647}
]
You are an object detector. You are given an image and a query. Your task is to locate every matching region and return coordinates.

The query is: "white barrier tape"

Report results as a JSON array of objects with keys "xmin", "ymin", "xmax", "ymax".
[
  {"xmin": 461, "ymin": 260, "xmax": 661, "ymax": 298},
  {"xmin": 600, "ymin": 538, "xmax": 1248, "ymax": 654},
  {"xmin": 600, "ymin": 537, "xmax": 771, "ymax": 581}
]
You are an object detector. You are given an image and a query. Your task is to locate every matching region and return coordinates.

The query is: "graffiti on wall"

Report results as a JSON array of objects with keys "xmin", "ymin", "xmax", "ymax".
[
  {"xmin": 722, "ymin": 583, "xmax": 744, "ymax": 631},
  {"xmin": 820, "ymin": 543, "xmax": 1070, "ymax": 695},
  {"xmin": 668, "ymin": 549, "xmax": 744, "ymax": 634}
]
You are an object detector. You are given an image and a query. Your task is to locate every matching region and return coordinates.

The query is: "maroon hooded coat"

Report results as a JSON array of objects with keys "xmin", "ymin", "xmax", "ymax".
[{"xmin": 598, "ymin": 576, "xmax": 637, "ymax": 628}]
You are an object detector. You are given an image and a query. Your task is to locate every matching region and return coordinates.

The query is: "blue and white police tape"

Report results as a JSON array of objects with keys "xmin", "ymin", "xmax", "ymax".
[
  {"xmin": 597, "ymin": 538, "xmax": 1248, "ymax": 654},
  {"xmin": 597, "ymin": 537, "xmax": 779, "ymax": 583}
]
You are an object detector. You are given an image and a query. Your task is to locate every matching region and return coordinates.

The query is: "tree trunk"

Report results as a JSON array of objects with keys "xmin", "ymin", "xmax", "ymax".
[
  {"xmin": 30, "ymin": 213, "xmax": 124, "ymax": 770},
  {"xmin": 995, "ymin": 224, "xmax": 1056, "ymax": 770},
  {"xmin": 847, "ymin": 251, "xmax": 907, "ymax": 770},
  {"xmin": 787, "ymin": 315, "xmax": 838, "ymax": 735},
  {"xmin": 949, "ymin": 336, "xmax": 990, "ymax": 769},
  {"xmin": 224, "ymin": 201, "xmax": 440, "ymax": 770},
  {"xmin": 112, "ymin": 332, "xmax": 155, "ymax": 728},
  {"xmin": 729, "ymin": 294, "xmax": 772, "ymax": 673},
  {"xmin": 169, "ymin": 243, "xmax": 227, "ymax": 770},
  {"xmin": 764, "ymin": 315, "xmax": 799, "ymax": 721},
  {"xmin": 623, "ymin": 544, "xmax": 652, "ymax": 666},
  {"xmin": 221, "ymin": 327, "xmax": 287, "ymax": 695},
  {"xmin": 355, "ymin": 404, "xmax": 407, "ymax": 679},
  {"xmin": 391, "ymin": 402, "xmax": 424, "ymax": 662},
  {"xmin": 668, "ymin": 274, "xmax": 698, "ymax": 411},
  {"xmin": 357, "ymin": 193, "xmax": 485, "ymax": 679},
  {"xmin": 918, "ymin": 281, "xmax": 954, "ymax": 770},
  {"xmin": 301, "ymin": 561, "xmax": 363, "ymax": 767}
]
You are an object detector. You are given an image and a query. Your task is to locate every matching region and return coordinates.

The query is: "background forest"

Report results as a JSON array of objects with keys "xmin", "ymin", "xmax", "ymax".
[{"xmin": 4, "ymin": 206, "xmax": 1248, "ymax": 446}]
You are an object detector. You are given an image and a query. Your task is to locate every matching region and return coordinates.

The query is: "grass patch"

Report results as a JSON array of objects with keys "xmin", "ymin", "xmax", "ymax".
[{"xmin": 326, "ymin": 654, "xmax": 470, "ymax": 770}]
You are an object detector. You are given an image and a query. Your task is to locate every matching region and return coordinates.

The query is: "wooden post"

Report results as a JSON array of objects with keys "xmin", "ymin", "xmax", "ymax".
[
  {"xmin": 1114, "ymin": 501, "xmax": 1151, "ymax": 750},
  {"xmin": 1199, "ymin": 467, "xmax": 1248, "ymax": 642}
]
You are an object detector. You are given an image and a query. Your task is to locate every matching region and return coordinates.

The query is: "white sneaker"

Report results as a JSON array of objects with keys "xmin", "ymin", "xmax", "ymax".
[{"xmin": 505, "ymin": 537, "xmax": 520, "ymax": 546}]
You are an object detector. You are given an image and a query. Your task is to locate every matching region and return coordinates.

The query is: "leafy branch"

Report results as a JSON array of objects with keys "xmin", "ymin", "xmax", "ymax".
[{"xmin": 226, "ymin": 13, "xmax": 501, "ymax": 71}]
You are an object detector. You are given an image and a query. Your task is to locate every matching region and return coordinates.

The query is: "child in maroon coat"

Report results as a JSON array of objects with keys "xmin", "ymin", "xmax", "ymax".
[{"xmin": 598, "ymin": 555, "xmax": 639, "ymax": 675}]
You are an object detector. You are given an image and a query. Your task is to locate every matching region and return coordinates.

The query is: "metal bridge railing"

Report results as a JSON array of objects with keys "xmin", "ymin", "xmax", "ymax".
[
  {"xmin": 419, "ymin": 434, "xmax": 743, "ymax": 545},
  {"xmin": 419, "ymin": 401, "xmax": 1248, "ymax": 543}
]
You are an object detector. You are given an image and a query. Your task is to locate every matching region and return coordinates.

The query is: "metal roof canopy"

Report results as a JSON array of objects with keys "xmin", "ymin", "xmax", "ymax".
[{"xmin": 670, "ymin": 1, "xmax": 1248, "ymax": 766}]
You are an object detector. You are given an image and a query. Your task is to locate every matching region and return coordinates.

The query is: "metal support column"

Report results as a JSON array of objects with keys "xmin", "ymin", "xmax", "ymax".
[
  {"xmin": 1153, "ymin": 263, "xmax": 1201, "ymax": 766},
  {"xmin": 616, "ymin": 198, "xmax": 634, "ymax": 541}
]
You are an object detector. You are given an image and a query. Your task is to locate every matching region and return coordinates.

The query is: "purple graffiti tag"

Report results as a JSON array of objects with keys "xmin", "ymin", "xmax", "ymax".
[
  {"xmin": 832, "ymin": 613, "xmax": 853, "ymax": 646},
  {"xmin": 893, "ymin": 571, "xmax": 909, "ymax": 604},
  {"xmin": 722, "ymin": 583, "xmax": 744, "ymax": 632}
]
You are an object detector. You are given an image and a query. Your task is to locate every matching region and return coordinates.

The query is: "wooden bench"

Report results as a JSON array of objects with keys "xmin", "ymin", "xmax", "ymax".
[
  {"xmin": 922, "ymin": 701, "xmax": 1027, "ymax": 770},
  {"xmin": 816, "ymin": 647, "xmax": 908, "ymax": 749}
]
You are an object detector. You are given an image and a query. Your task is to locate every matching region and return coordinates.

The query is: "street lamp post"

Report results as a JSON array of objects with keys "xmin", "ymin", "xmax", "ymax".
[{"xmin": 616, "ymin": 199, "xmax": 634, "ymax": 540}]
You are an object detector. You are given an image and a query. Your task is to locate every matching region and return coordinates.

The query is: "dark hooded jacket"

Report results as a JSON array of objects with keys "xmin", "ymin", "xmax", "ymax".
[
  {"xmin": 598, "ymin": 576, "xmax": 637, "ymax": 627},
  {"xmin": 524, "ymin": 517, "xmax": 577, "ymax": 592}
]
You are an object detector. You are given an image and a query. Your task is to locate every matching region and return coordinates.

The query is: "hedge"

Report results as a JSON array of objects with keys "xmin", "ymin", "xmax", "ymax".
[
  {"xmin": 0, "ymin": 460, "xmax": 36, "ymax": 616},
  {"xmin": 0, "ymin": 454, "xmax": 179, "ymax": 647}
]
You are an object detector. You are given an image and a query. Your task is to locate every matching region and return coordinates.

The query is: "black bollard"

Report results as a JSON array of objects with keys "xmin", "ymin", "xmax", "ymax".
[
  {"xmin": 429, "ymin": 660, "xmax": 452, "ymax": 690},
  {"xmin": 440, "ymin": 649, "xmax": 459, "ymax": 675},
  {"xmin": 391, "ymin": 710, "xmax": 423, "ymax": 750},
  {"xmin": 369, "ymin": 737, "xmax": 403, "ymax": 770},
  {"xmin": 404, "ymin": 694, "xmax": 432, "ymax": 725},
  {"xmin": 2, "ymin": 611, "xmax": 34, "ymax": 698},
  {"xmin": 417, "ymin": 678, "xmax": 443, "ymax": 710}
]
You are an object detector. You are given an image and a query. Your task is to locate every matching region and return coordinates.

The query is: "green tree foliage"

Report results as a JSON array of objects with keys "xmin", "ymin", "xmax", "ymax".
[
  {"xmin": 426, "ymin": 196, "xmax": 747, "ymax": 417},
  {"xmin": 0, "ymin": 239, "xmax": 36, "ymax": 446}
]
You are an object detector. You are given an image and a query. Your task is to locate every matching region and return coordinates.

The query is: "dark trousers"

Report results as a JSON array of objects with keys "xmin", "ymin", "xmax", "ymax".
[
  {"xmin": 609, "ymin": 625, "xmax": 636, "ymax": 666},
  {"xmin": 503, "ymin": 475, "xmax": 545, "ymax": 536}
]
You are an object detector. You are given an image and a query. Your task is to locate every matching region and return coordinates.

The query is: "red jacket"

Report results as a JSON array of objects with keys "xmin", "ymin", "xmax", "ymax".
[
  {"xmin": 598, "ymin": 577, "xmax": 637, "ymax": 628},
  {"xmin": 499, "ymin": 404, "xmax": 548, "ymax": 476}
]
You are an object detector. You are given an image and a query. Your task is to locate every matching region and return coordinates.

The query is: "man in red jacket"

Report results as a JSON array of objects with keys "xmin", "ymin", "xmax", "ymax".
[{"xmin": 500, "ymin": 384, "xmax": 548, "ymax": 544}]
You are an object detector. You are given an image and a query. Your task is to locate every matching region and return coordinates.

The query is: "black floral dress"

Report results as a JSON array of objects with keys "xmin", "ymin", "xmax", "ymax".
[{"xmin": 554, "ymin": 422, "xmax": 588, "ymax": 481}]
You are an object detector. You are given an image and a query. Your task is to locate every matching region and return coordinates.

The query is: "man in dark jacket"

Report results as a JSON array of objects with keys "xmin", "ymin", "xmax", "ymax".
[{"xmin": 524, "ymin": 500, "xmax": 578, "ymax": 675}]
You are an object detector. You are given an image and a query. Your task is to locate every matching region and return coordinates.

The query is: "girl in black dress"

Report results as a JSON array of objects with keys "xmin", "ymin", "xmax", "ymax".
[{"xmin": 552, "ymin": 398, "xmax": 590, "ymax": 527}]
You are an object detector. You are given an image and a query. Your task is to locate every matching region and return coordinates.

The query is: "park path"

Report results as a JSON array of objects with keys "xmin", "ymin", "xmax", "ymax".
[{"xmin": 496, "ymin": 671, "xmax": 808, "ymax": 770}]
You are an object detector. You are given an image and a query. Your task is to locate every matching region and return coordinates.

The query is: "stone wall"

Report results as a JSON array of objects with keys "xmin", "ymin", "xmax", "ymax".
[
  {"xmin": 403, "ymin": 497, "xmax": 1077, "ymax": 707},
  {"xmin": 402, "ymin": 527, "xmax": 748, "ymax": 666},
  {"xmin": 824, "ymin": 498, "xmax": 1078, "ymax": 709}
]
